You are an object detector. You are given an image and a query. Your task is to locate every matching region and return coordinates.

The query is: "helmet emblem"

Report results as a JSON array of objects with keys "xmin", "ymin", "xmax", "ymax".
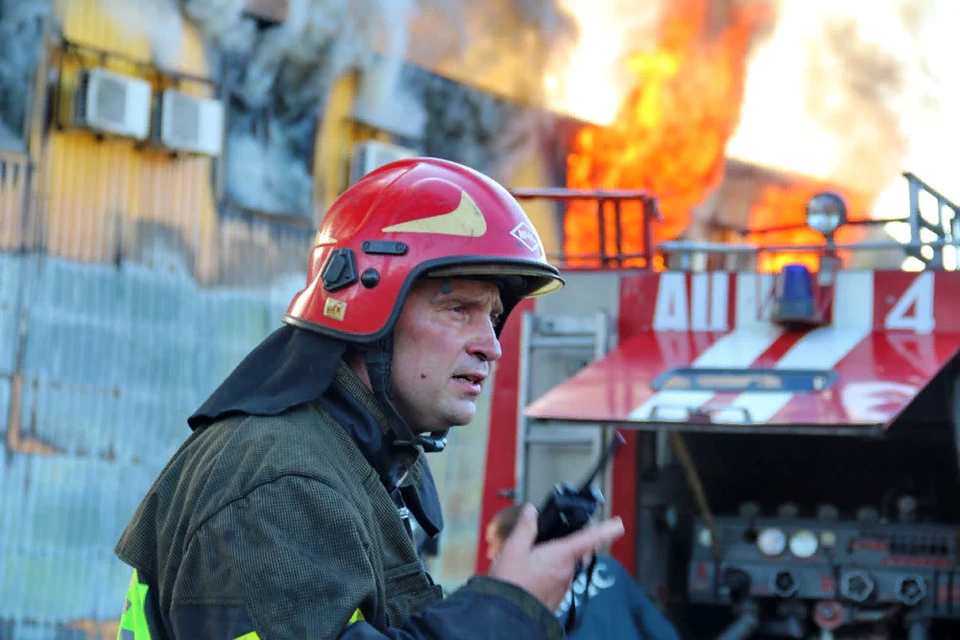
[
  {"xmin": 381, "ymin": 191, "xmax": 487, "ymax": 237},
  {"xmin": 510, "ymin": 222, "xmax": 541, "ymax": 252},
  {"xmin": 314, "ymin": 232, "xmax": 337, "ymax": 246},
  {"xmin": 323, "ymin": 297, "xmax": 347, "ymax": 321}
]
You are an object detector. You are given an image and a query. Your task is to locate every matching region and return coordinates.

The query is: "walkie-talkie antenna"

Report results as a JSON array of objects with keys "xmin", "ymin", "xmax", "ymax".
[
  {"xmin": 534, "ymin": 430, "xmax": 626, "ymax": 545},
  {"xmin": 576, "ymin": 431, "xmax": 626, "ymax": 495}
]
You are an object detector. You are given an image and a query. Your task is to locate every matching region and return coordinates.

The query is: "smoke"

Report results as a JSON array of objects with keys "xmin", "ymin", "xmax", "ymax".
[
  {"xmin": 187, "ymin": 0, "xmax": 418, "ymax": 111},
  {"xmin": 410, "ymin": 0, "xmax": 580, "ymax": 107},
  {"xmin": 353, "ymin": 63, "xmax": 426, "ymax": 142},
  {"xmin": 0, "ymin": 121, "xmax": 18, "ymax": 149},
  {"xmin": 176, "ymin": 0, "xmax": 576, "ymax": 216},
  {"xmin": 890, "ymin": 0, "xmax": 960, "ymax": 203},
  {"xmin": 417, "ymin": 69, "xmax": 550, "ymax": 184},
  {"xmin": 0, "ymin": 0, "xmax": 50, "ymax": 150},
  {"xmin": 175, "ymin": 0, "xmax": 421, "ymax": 217},
  {"xmin": 97, "ymin": 0, "xmax": 184, "ymax": 68},
  {"xmin": 99, "ymin": 0, "xmax": 581, "ymax": 216},
  {"xmin": 223, "ymin": 115, "xmax": 315, "ymax": 215},
  {"xmin": 727, "ymin": 0, "xmax": 959, "ymax": 207}
]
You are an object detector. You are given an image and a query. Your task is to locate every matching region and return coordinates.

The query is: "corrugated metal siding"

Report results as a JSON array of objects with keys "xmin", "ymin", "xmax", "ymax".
[
  {"xmin": 40, "ymin": 134, "xmax": 217, "ymax": 272},
  {"xmin": 57, "ymin": 0, "xmax": 151, "ymax": 61},
  {"xmin": 12, "ymin": 253, "xmax": 303, "ymax": 462},
  {"xmin": 41, "ymin": 0, "xmax": 218, "ymax": 278},
  {"xmin": 0, "ymin": 151, "xmax": 31, "ymax": 250},
  {"xmin": 1, "ymin": 243, "xmax": 311, "ymax": 628},
  {"xmin": 0, "ymin": 1, "xmax": 316, "ymax": 637},
  {"xmin": 1, "ymin": 243, "xmax": 312, "ymax": 639}
]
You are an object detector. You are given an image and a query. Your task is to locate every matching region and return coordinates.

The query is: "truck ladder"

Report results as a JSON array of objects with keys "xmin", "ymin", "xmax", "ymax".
[{"xmin": 513, "ymin": 310, "xmax": 614, "ymax": 512}]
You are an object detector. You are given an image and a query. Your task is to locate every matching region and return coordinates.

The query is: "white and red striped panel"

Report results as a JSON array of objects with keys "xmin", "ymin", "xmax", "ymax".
[{"xmin": 526, "ymin": 270, "xmax": 960, "ymax": 427}]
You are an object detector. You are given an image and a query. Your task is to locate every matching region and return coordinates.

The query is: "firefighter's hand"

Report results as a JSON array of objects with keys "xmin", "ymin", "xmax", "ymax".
[{"xmin": 488, "ymin": 502, "xmax": 625, "ymax": 612}]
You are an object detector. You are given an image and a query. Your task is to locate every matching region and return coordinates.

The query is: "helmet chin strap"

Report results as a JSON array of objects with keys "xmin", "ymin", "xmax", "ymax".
[{"xmin": 362, "ymin": 335, "xmax": 448, "ymax": 454}]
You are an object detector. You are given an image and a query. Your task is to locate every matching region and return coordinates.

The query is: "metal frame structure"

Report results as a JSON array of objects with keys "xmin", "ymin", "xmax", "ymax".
[
  {"xmin": 514, "ymin": 172, "xmax": 960, "ymax": 275},
  {"xmin": 509, "ymin": 187, "xmax": 661, "ymax": 269},
  {"xmin": 658, "ymin": 172, "xmax": 960, "ymax": 272},
  {"xmin": 512, "ymin": 310, "xmax": 612, "ymax": 505}
]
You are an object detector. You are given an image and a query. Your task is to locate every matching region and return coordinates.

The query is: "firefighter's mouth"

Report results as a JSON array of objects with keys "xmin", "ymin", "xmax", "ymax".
[{"xmin": 452, "ymin": 373, "xmax": 486, "ymax": 385}]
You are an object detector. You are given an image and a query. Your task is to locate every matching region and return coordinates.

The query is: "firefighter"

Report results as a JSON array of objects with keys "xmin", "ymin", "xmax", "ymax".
[
  {"xmin": 113, "ymin": 157, "xmax": 625, "ymax": 640},
  {"xmin": 486, "ymin": 504, "xmax": 679, "ymax": 640}
]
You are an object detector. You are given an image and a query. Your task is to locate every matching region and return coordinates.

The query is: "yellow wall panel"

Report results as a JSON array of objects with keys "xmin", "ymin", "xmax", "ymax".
[
  {"xmin": 41, "ymin": 0, "xmax": 219, "ymax": 281},
  {"xmin": 508, "ymin": 154, "xmax": 561, "ymax": 257},
  {"xmin": 314, "ymin": 72, "xmax": 359, "ymax": 216}
]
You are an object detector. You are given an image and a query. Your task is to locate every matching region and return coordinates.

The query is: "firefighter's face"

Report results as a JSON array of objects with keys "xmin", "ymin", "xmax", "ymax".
[{"xmin": 391, "ymin": 278, "xmax": 504, "ymax": 432}]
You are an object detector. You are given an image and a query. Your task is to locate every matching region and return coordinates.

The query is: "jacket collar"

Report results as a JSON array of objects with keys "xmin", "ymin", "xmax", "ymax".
[{"xmin": 316, "ymin": 362, "xmax": 444, "ymax": 537}]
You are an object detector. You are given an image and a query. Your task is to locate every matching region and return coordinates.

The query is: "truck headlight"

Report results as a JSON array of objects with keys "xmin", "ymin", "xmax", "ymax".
[
  {"xmin": 758, "ymin": 527, "xmax": 787, "ymax": 556},
  {"xmin": 806, "ymin": 192, "xmax": 847, "ymax": 235},
  {"xmin": 789, "ymin": 529, "xmax": 819, "ymax": 558}
]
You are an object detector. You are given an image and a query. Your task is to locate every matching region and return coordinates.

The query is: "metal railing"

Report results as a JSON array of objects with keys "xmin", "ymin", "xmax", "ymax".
[
  {"xmin": 903, "ymin": 172, "xmax": 960, "ymax": 269},
  {"xmin": 516, "ymin": 172, "xmax": 960, "ymax": 273},
  {"xmin": 656, "ymin": 172, "xmax": 960, "ymax": 272},
  {"xmin": 509, "ymin": 188, "xmax": 661, "ymax": 269}
]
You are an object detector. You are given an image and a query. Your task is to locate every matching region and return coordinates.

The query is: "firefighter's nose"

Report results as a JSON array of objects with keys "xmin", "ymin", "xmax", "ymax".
[{"xmin": 468, "ymin": 321, "xmax": 502, "ymax": 363}]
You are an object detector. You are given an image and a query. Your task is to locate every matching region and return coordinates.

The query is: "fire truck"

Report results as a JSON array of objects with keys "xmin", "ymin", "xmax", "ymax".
[{"xmin": 479, "ymin": 173, "xmax": 960, "ymax": 639}]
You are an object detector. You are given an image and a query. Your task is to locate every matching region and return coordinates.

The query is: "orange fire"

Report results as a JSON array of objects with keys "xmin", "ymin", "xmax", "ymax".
[
  {"xmin": 562, "ymin": 0, "xmax": 774, "ymax": 266},
  {"xmin": 747, "ymin": 182, "xmax": 868, "ymax": 273}
]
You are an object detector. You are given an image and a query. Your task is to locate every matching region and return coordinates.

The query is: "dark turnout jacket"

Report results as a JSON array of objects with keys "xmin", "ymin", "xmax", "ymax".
[{"xmin": 114, "ymin": 360, "xmax": 561, "ymax": 639}]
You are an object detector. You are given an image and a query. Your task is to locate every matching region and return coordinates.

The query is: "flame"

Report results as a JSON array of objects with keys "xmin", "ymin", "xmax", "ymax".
[
  {"xmin": 543, "ymin": 0, "xmax": 635, "ymax": 126},
  {"xmin": 561, "ymin": 0, "xmax": 773, "ymax": 266}
]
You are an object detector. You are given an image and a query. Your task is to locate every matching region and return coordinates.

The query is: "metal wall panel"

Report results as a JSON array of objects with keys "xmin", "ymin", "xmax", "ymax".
[
  {"xmin": 1, "ymin": 257, "xmax": 311, "ymax": 636},
  {"xmin": 0, "ymin": 3, "xmax": 315, "ymax": 635},
  {"xmin": 39, "ymin": 0, "xmax": 219, "ymax": 276},
  {"xmin": 0, "ymin": 151, "xmax": 31, "ymax": 251}
]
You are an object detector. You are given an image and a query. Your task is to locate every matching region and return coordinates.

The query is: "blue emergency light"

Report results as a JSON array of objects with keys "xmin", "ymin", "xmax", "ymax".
[{"xmin": 773, "ymin": 263, "xmax": 816, "ymax": 323}]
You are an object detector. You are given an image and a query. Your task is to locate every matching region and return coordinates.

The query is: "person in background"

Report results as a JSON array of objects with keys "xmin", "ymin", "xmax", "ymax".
[{"xmin": 486, "ymin": 504, "xmax": 680, "ymax": 640}]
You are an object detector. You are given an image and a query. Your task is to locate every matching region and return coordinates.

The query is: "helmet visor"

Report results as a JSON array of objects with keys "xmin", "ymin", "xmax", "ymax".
[{"xmin": 424, "ymin": 262, "xmax": 564, "ymax": 298}]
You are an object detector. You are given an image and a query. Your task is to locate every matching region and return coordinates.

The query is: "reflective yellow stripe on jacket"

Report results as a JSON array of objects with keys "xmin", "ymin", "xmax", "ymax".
[
  {"xmin": 117, "ymin": 570, "xmax": 152, "ymax": 640},
  {"xmin": 229, "ymin": 609, "xmax": 362, "ymax": 639},
  {"xmin": 117, "ymin": 569, "xmax": 363, "ymax": 639}
]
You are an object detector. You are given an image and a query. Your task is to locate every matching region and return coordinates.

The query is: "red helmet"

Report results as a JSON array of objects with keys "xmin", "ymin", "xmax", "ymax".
[{"xmin": 284, "ymin": 157, "xmax": 564, "ymax": 341}]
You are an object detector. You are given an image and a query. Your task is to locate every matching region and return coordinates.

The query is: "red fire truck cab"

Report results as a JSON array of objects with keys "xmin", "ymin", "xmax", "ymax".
[{"xmin": 479, "ymin": 173, "xmax": 960, "ymax": 639}]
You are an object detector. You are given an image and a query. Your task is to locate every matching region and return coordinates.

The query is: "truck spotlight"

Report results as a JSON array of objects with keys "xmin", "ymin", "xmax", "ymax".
[
  {"xmin": 789, "ymin": 530, "xmax": 819, "ymax": 558},
  {"xmin": 806, "ymin": 191, "xmax": 848, "ymax": 236}
]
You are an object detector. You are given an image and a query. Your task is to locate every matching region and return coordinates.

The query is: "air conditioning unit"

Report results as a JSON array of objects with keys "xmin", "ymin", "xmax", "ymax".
[
  {"xmin": 72, "ymin": 67, "xmax": 152, "ymax": 140},
  {"xmin": 153, "ymin": 89, "xmax": 225, "ymax": 157},
  {"xmin": 349, "ymin": 140, "xmax": 418, "ymax": 185}
]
